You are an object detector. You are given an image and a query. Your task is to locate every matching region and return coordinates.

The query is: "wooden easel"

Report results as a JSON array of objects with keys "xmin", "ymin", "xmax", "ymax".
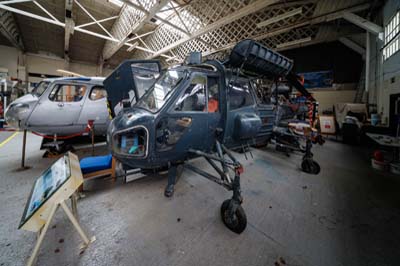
[
  {"xmin": 20, "ymin": 152, "xmax": 95, "ymax": 266},
  {"xmin": 27, "ymin": 194, "xmax": 94, "ymax": 266}
]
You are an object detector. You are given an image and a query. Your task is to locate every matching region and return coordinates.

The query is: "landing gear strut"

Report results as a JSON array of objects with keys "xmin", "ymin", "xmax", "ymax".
[
  {"xmin": 165, "ymin": 140, "xmax": 247, "ymax": 234},
  {"xmin": 301, "ymin": 139, "xmax": 320, "ymax": 175},
  {"xmin": 164, "ymin": 163, "xmax": 184, "ymax": 197},
  {"xmin": 220, "ymin": 172, "xmax": 247, "ymax": 233}
]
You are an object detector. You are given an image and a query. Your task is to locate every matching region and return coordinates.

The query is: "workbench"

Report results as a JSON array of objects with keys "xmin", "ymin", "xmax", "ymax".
[{"xmin": 366, "ymin": 133, "xmax": 400, "ymax": 161}]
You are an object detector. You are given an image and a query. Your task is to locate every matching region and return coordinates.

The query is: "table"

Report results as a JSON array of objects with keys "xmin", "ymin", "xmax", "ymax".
[{"xmin": 366, "ymin": 133, "xmax": 400, "ymax": 161}]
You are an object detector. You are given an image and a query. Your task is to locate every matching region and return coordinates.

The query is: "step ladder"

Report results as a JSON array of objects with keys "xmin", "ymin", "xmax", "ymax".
[{"xmin": 354, "ymin": 66, "xmax": 365, "ymax": 103}]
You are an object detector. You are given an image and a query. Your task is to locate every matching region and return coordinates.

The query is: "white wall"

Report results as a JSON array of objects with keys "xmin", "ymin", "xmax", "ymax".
[
  {"xmin": 369, "ymin": 0, "xmax": 400, "ymax": 125},
  {"xmin": 379, "ymin": 0, "xmax": 400, "ymax": 125},
  {"xmin": 0, "ymin": 45, "xmax": 114, "ymax": 85},
  {"xmin": 312, "ymin": 90, "xmax": 356, "ymax": 113},
  {"xmin": 26, "ymin": 53, "xmax": 66, "ymax": 81},
  {"xmin": 0, "ymin": 45, "xmax": 25, "ymax": 80}
]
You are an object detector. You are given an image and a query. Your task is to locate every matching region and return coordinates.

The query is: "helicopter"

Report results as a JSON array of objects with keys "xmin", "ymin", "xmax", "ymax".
[
  {"xmin": 104, "ymin": 39, "xmax": 318, "ymax": 234},
  {"xmin": 5, "ymin": 77, "xmax": 111, "ymax": 137},
  {"xmin": 256, "ymin": 75, "xmax": 324, "ymax": 174}
]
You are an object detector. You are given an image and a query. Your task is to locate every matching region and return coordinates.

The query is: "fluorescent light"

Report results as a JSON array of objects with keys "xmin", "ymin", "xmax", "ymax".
[
  {"xmin": 57, "ymin": 69, "xmax": 85, "ymax": 77},
  {"xmin": 276, "ymin": 37, "xmax": 312, "ymax": 49},
  {"xmin": 257, "ymin": 7, "xmax": 302, "ymax": 28}
]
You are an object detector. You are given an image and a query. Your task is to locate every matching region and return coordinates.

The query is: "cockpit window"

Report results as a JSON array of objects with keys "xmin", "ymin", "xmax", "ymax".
[
  {"xmin": 49, "ymin": 85, "xmax": 87, "ymax": 102},
  {"xmin": 174, "ymin": 74, "xmax": 206, "ymax": 112},
  {"xmin": 31, "ymin": 81, "xmax": 50, "ymax": 97},
  {"xmin": 131, "ymin": 62, "xmax": 160, "ymax": 99},
  {"xmin": 136, "ymin": 70, "xmax": 185, "ymax": 112},
  {"xmin": 89, "ymin": 86, "xmax": 107, "ymax": 100}
]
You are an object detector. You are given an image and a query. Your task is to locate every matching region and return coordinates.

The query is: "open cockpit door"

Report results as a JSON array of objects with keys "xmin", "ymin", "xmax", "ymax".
[{"xmin": 104, "ymin": 60, "xmax": 161, "ymax": 113}]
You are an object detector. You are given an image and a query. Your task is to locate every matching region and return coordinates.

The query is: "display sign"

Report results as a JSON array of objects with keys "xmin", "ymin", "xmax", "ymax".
[
  {"xmin": 17, "ymin": 152, "xmax": 92, "ymax": 266},
  {"xmin": 298, "ymin": 70, "xmax": 333, "ymax": 89},
  {"xmin": 19, "ymin": 155, "xmax": 71, "ymax": 229}
]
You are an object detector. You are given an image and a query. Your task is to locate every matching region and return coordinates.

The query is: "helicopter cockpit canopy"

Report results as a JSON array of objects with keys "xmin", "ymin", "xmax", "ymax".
[
  {"xmin": 136, "ymin": 69, "xmax": 186, "ymax": 113},
  {"xmin": 104, "ymin": 60, "xmax": 162, "ymax": 112}
]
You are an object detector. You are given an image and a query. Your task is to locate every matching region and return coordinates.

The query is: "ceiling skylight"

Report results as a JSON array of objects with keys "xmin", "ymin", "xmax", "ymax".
[{"xmin": 109, "ymin": 0, "xmax": 123, "ymax": 7}]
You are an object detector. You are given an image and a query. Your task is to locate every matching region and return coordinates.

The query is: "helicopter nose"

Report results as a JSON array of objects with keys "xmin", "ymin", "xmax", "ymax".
[{"xmin": 5, "ymin": 103, "xmax": 30, "ymax": 129}]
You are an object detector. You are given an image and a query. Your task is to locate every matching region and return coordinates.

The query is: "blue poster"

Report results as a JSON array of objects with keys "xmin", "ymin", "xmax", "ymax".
[{"xmin": 298, "ymin": 70, "xmax": 333, "ymax": 89}]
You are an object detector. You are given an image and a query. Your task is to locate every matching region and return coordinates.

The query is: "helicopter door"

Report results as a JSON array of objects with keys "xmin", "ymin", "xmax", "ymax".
[
  {"xmin": 28, "ymin": 84, "xmax": 86, "ymax": 127},
  {"xmin": 157, "ymin": 73, "xmax": 209, "ymax": 155},
  {"xmin": 204, "ymin": 76, "xmax": 222, "ymax": 148}
]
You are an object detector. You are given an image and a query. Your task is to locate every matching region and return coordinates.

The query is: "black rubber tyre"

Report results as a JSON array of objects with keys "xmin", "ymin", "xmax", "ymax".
[
  {"xmin": 301, "ymin": 159, "xmax": 321, "ymax": 175},
  {"xmin": 220, "ymin": 199, "xmax": 247, "ymax": 234}
]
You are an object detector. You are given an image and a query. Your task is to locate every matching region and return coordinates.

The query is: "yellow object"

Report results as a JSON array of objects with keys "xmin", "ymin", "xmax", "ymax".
[{"xmin": 0, "ymin": 131, "xmax": 18, "ymax": 148}]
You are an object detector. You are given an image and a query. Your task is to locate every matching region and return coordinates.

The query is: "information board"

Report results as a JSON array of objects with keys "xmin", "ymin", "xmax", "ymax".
[{"xmin": 19, "ymin": 155, "xmax": 71, "ymax": 229}]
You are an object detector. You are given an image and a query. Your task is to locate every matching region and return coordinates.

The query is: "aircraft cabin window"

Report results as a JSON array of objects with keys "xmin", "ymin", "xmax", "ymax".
[
  {"xmin": 49, "ymin": 85, "xmax": 87, "ymax": 102},
  {"xmin": 228, "ymin": 80, "xmax": 254, "ymax": 110},
  {"xmin": 89, "ymin": 86, "xmax": 107, "ymax": 100},
  {"xmin": 208, "ymin": 77, "xmax": 220, "ymax": 113},
  {"xmin": 174, "ymin": 75, "xmax": 206, "ymax": 112},
  {"xmin": 31, "ymin": 81, "xmax": 50, "ymax": 97}
]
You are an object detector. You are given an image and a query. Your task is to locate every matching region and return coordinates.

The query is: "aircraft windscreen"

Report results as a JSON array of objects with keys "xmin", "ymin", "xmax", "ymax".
[
  {"xmin": 136, "ymin": 70, "xmax": 185, "ymax": 112},
  {"xmin": 131, "ymin": 62, "xmax": 160, "ymax": 99},
  {"xmin": 31, "ymin": 81, "xmax": 50, "ymax": 97}
]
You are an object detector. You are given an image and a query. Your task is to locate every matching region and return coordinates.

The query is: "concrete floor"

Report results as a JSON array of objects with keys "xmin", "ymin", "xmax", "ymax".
[{"xmin": 0, "ymin": 132, "xmax": 400, "ymax": 266}]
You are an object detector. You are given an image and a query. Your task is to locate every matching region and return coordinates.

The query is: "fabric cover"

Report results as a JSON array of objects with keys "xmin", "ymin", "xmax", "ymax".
[
  {"xmin": 80, "ymin": 154, "xmax": 113, "ymax": 174},
  {"xmin": 334, "ymin": 103, "xmax": 367, "ymax": 129}
]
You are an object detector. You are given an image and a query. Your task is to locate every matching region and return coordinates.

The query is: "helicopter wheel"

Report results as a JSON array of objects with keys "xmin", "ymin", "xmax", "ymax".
[
  {"xmin": 301, "ymin": 159, "xmax": 320, "ymax": 175},
  {"xmin": 220, "ymin": 199, "xmax": 247, "ymax": 234}
]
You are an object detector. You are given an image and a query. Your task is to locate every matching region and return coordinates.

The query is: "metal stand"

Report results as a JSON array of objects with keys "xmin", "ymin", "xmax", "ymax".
[
  {"xmin": 26, "ymin": 198, "xmax": 94, "ymax": 266},
  {"xmin": 91, "ymin": 125, "xmax": 95, "ymax": 156},
  {"xmin": 21, "ymin": 129, "xmax": 26, "ymax": 168},
  {"xmin": 53, "ymin": 134, "xmax": 60, "ymax": 152},
  {"xmin": 19, "ymin": 129, "xmax": 30, "ymax": 170}
]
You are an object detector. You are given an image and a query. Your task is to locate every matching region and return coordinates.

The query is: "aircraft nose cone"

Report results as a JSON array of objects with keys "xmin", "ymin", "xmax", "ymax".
[{"xmin": 5, "ymin": 103, "xmax": 30, "ymax": 129}]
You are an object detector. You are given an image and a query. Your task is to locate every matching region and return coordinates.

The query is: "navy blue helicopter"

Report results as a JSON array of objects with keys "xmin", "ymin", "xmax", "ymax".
[{"xmin": 104, "ymin": 39, "xmax": 317, "ymax": 234}]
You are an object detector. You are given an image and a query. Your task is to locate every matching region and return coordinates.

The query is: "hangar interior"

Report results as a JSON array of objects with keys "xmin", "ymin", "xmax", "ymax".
[{"xmin": 0, "ymin": 0, "xmax": 400, "ymax": 266}]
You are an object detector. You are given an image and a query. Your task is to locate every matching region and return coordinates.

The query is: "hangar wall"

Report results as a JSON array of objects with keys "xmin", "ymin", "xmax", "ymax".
[
  {"xmin": 374, "ymin": 0, "xmax": 400, "ymax": 126},
  {"xmin": 0, "ymin": 44, "xmax": 113, "ymax": 87},
  {"xmin": 282, "ymin": 41, "xmax": 363, "ymax": 84},
  {"xmin": 282, "ymin": 41, "xmax": 362, "ymax": 113},
  {"xmin": 312, "ymin": 90, "xmax": 356, "ymax": 113},
  {"xmin": 0, "ymin": 44, "xmax": 24, "ymax": 80}
]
